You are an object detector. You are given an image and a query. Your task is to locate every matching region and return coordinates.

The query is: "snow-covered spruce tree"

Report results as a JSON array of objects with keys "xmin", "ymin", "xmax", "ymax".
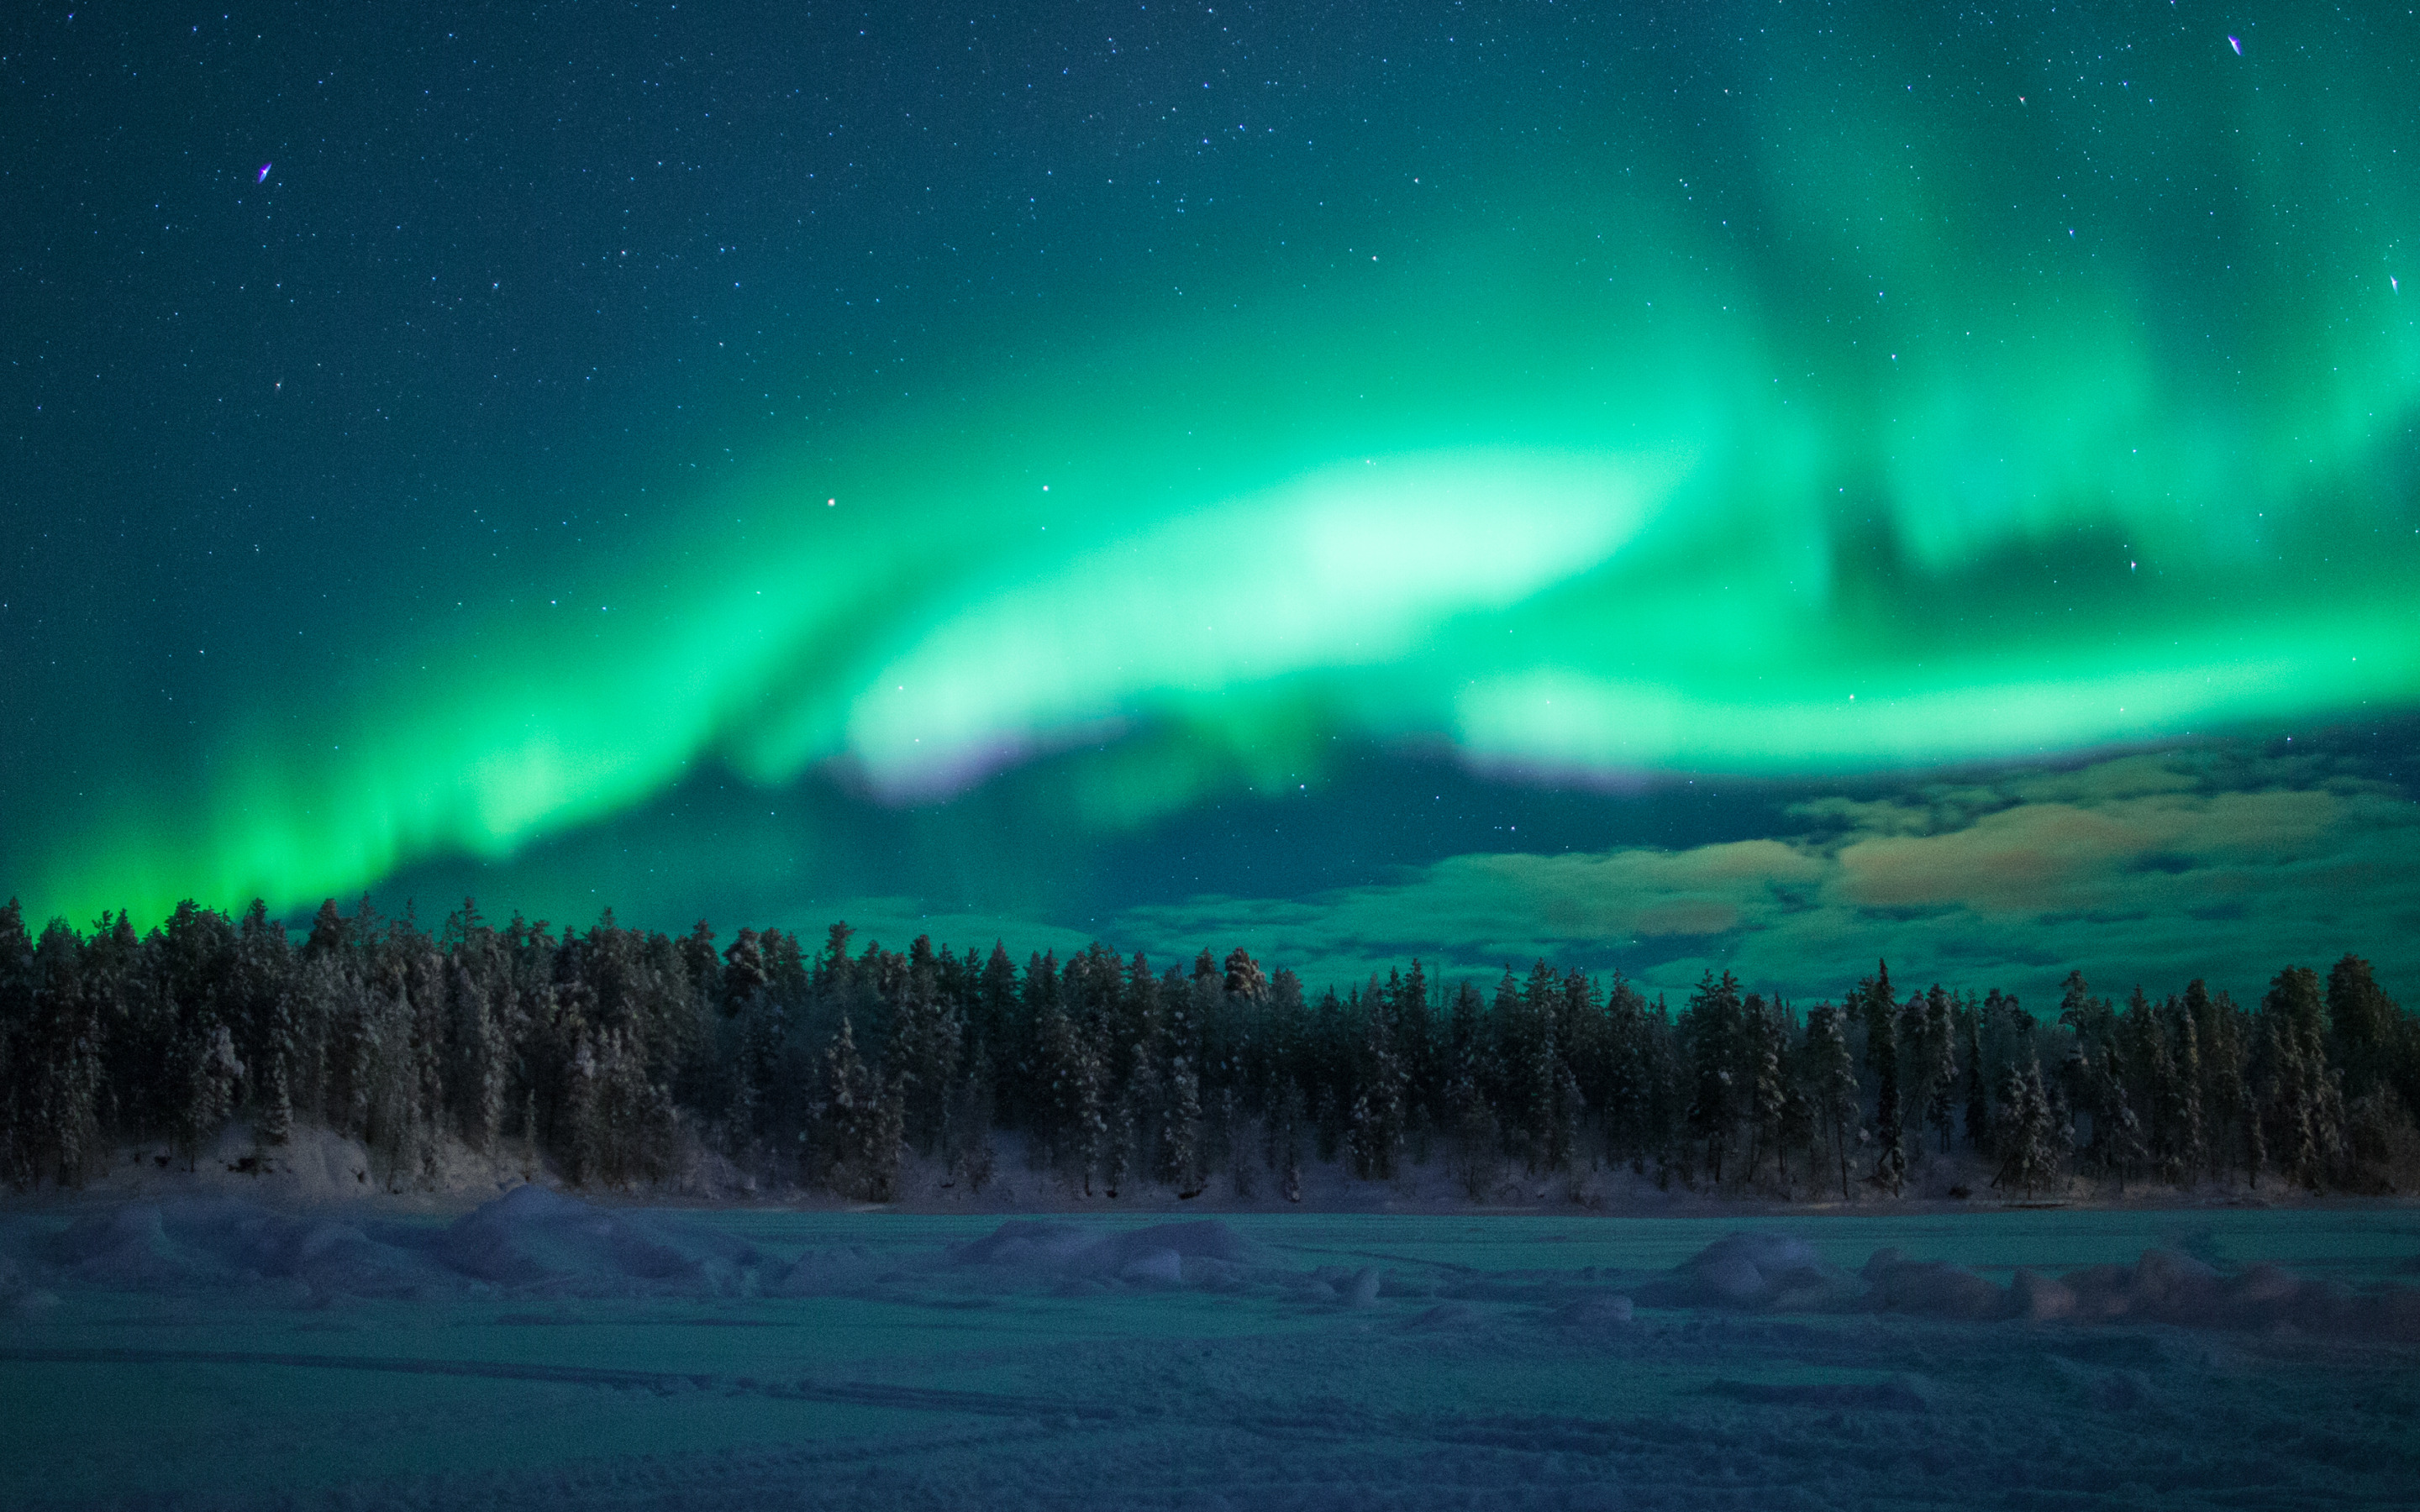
[
  {"xmin": 938, "ymin": 1037, "xmax": 998, "ymax": 1194},
  {"xmin": 29, "ymin": 918, "xmax": 103, "ymax": 1186},
  {"xmin": 1444, "ymin": 1068, "xmax": 1499, "ymax": 1201},
  {"xmin": 1920, "ymin": 985, "xmax": 1959, "ymax": 1155},
  {"xmin": 389, "ymin": 914, "xmax": 449, "ymax": 1189},
  {"xmin": 1992, "ymin": 1056, "xmax": 2061, "ymax": 1199},
  {"xmin": 560, "ymin": 1031, "xmax": 602, "ymax": 1187},
  {"xmin": 1681, "ymin": 970, "xmax": 1744, "ymax": 1188},
  {"xmin": 890, "ymin": 937, "xmax": 965, "ymax": 1159},
  {"xmin": 1643, "ymin": 995, "xmax": 1689, "ymax": 1187},
  {"xmin": 2057, "ymin": 972, "xmax": 2139, "ymax": 1187},
  {"xmin": 1032, "ymin": 995, "xmax": 1100, "ymax": 1189},
  {"xmin": 808, "ymin": 1016, "xmax": 902, "ymax": 1202},
  {"xmin": 1162, "ymin": 1053, "xmax": 1205, "ymax": 1198},
  {"xmin": 1859, "ymin": 965, "xmax": 1905, "ymax": 1195},
  {"xmin": 2105, "ymin": 1056, "xmax": 2147, "ymax": 1190},
  {"xmin": 1593, "ymin": 975, "xmax": 1654, "ymax": 1172},
  {"xmin": 1776, "ymin": 1051, "xmax": 1818, "ymax": 1197},
  {"xmin": 1480, "ymin": 969, "xmax": 1526, "ymax": 1165},
  {"xmin": 166, "ymin": 1010, "xmax": 245, "ymax": 1173},
  {"xmin": 1259, "ymin": 966, "xmax": 1307, "ymax": 1131},
  {"xmin": 1799, "ymin": 1002, "xmax": 1860, "ymax": 1200},
  {"xmin": 2162, "ymin": 992, "xmax": 2207, "ymax": 1184},
  {"xmin": 1963, "ymin": 994, "xmax": 1996, "ymax": 1157},
  {"xmin": 225, "ymin": 900, "xmax": 295, "ymax": 1149},
  {"xmin": 1509, "ymin": 963, "xmax": 1561, "ymax": 1168},
  {"xmin": 1393, "ymin": 960, "xmax": 1439, "ymax": 1145},
  {"xmin": 439, "ymin": 957, "xmax": 491, "ymax": 1152},
  {"xmin": 1345, "ymin": 1053, "xmax": 1401, "ymax": 1182},
  {"xmin": 1528, "ymin": 1024, "xmax": 1580, "ymax": 1178},
  {"xmin": 592, "ymin": 1028, "xmax": 677, "ymax": 1188},
  {"xmin": 0, "ymin": 900, "xmax": 32, "ymax": 1189},
  {"xmin": 2325, "ymin": 954, "xmax": 2398, "ymax": 1106},
  {"xmin": 1264, "ymin": 1077, "xmax": 1307, "ymax": 1202},
  {"xmin": 1102, "ymin": 1046, "xmax": 1144, "ymax": 1199},
  {"xmin": 2258, "ymin": 967, "xmax": 2338, "ymax": 1189},
  {"xmin": 1221, "ymin": 1085, "xmax": 1255, "ymax": 1198},
  {"xmin": 1107, "ymin": 953, "xmax": 1165, "ymax": 1181},
  {"xmin": 74, "ymin": 911, "xmax": 135, "ymax": 1147},
  {"xmin": 1742, "ymin": 999, "xmax": 1790, "ymax": 1192},
  {"xmin": 729, "ymin": 974, "xmax": 787, "ymax": 1156}
]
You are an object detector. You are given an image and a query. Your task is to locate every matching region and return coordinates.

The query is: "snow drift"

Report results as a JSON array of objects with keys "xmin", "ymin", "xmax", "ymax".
[{"xmin": 3, "ymin": 1193, "xmax": 2416, "ymax": 1342}]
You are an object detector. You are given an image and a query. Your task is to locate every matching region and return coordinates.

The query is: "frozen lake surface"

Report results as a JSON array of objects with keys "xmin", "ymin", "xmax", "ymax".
[{"xmin": 3, "ymin": 1193, "xmax": 2417, "ymax": 1509}]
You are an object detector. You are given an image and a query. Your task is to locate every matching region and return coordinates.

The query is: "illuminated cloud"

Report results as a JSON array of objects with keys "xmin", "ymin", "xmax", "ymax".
[{"xmin": 1105, "ymin": 753, "xmax": 2420, "ymax": 1008}]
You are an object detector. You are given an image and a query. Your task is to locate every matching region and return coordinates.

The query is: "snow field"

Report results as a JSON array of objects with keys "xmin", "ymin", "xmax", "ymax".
[{"xmin": 2, "ymin": 1193, "xmax": 2416, "ymax": 1509}]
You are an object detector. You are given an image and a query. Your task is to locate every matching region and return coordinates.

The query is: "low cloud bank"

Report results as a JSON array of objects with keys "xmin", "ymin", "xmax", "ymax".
[{"xmin": 1107, "ymin": 748, "xmax": 2420, "ymax": 1005}]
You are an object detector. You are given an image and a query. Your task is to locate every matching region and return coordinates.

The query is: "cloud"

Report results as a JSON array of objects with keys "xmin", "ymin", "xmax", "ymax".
[{"xmin": 1100, "ymin": 748, "xmax": 2420, "ymax": 1009}]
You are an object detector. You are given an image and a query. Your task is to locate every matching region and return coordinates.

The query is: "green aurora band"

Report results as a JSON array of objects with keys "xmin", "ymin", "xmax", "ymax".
[{"xmin": 27, "ymin": 9, "xmax": 2420, "ymax": 926}]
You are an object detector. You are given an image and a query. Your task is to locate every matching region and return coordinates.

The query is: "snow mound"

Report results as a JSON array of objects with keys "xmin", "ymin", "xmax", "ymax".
[
  {"xmin": 428, "ymin": 1184, "xmax": 769, "ymax": 1296},
  {"xmin": 18, "ymin": 1188, "xmax": 775, "ymax": 1301},
  {"xmin": 1639, "ymin": 1231, "xmax": 1853, "ymax": 1310},
  {"xmin": 1553, "ymin": 1293, "xmax": 1635, "ymax": 1327},
  {"xmin": 1856, "ymin": 1243, "xmax": 2420, "ymax": 1339},
  {"xmin": 45, "ymin": 1200, "xmax": 440, "ymax": 1297},
  {"xmin": 947, "ymin": 1219, "xmax": 1263, "ymax": 1289},
  {"xmin": 1863, "ymin": 1249, "xmax": 2012, "ymax": 1320},
  {"xmin": 1623, "ymin": 1232, "xmax": 2420, "ymax": 1340},
  {"xmin": 2007, "ymin": 1249, "xmax": 2420, "ymax": 1337}
]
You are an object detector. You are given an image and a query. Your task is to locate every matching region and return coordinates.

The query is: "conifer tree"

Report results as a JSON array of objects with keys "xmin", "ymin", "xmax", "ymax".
[
  {"xmin": 889, "ymin": 936, "xmax": 964, "ymax": 1158},
  {"xmin": 1265, "ymin": 1078, "xmax": 1307, "ymax": 1202},
  {"xmin": 1681, "ymin": 970, "xmax": 1744, "ymax": 1186},
  {"xmin": 1860, "ymin": 965, "xmax": 1905, "ymax": 1194},
  {"xmin": 1992, "ymin": 1055, "xmax": 2060, "ymax": 1199},
  {"xmin": 1347, "ymin": 991, "xmax": 1406, "ymax": 1180},
  {"xmin": 942, "ymin": 1053, "xmax": 997, "ymax": 1193},
  {"xmin": 1920, "ymin": 985, "xmax": 1958, "ymax": 1154},
  {"xmin": 1397, "ymin": 958, "xmax": 1437, "ymax": 1130},
  {"xmin": 1447, "ymin": 1065, "xmax": 1501, "ymax": 1201},
  {"xmin": 809, "ymin": 1016, "xmax": 902, "ymax": 1202},
  {"xmin": 2325, "ymin": 955, "xmax": 2396, "ymax": 1105},
  {"xmin": 0, "ymin": 907, "xmax": 28, "ymax": 1182},
  {"xmin": 1800, "ymin": 1002, "xmax": 1860, "ymax": 1200},
  {"xmin": 28, "ymin": 918, "xmax": 98, "ymax": 1184},
  {"xmin": 2172, "ymin": 996, "xmax": 2206, "ymax": 1183},
  {"xmin": 1597, "ymin": 975, "xmax": 1653, "ymax": 1169},
  {"xmin": 1739, "ymin": 998, "xmax": 1788, "ymax": 1189},
  {"xmin": 1962, "ymin": 995, "xmax": 1993, "ymax": 1155},
  {"xmin": 2260, "ymin": 967, "xmax": 2339, "ymax": 1187},
  {"xmin": 1163, "ymin": 1053, "xmax": 1204, "ymax": 1197}
]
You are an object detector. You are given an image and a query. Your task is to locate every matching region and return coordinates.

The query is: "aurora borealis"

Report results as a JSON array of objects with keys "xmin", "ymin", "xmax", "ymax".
[{"xmin": 4, "ymin": 1, "xmax": 2417, "ymax": 1005}]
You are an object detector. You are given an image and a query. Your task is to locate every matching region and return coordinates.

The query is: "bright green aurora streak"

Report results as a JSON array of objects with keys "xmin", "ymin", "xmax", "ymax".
[{"xmin": 33, "ymin": 13, "xmax": 2420, "ymax": 926}]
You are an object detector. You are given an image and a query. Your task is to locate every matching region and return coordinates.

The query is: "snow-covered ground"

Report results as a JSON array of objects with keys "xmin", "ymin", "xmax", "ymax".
[{"xmin": 3, "ymin": 1181, "xmax": 2416, "ymax": 1511}]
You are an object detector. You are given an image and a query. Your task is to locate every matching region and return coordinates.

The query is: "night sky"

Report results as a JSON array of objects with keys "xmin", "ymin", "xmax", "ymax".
[{"xmin": 5, "ymin": 1, "xmax": 2417, "ymax": 1008}]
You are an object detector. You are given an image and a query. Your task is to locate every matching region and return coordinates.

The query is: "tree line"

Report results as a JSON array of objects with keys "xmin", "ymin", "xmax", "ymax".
[{"xmin": 2, "ymin": 895, "xmax": 2415, "ymax": 1202}]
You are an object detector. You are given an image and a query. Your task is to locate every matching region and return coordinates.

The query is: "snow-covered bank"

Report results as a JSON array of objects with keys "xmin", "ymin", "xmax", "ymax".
[{"xmin": 17, "ymin": 1121, "xmax": 2397, "ymax": 1223}]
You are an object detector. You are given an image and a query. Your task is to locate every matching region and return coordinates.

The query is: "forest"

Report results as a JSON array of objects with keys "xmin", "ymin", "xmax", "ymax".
[{"xmin": 2, "ymin": 895, "xmax": 2416, "ymax": 1204}]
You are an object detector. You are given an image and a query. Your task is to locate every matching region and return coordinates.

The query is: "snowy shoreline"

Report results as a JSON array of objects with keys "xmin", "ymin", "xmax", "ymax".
[{"xmin": 6, "ymin": 1120, "xmax": 2407, "ymax": 1223}]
